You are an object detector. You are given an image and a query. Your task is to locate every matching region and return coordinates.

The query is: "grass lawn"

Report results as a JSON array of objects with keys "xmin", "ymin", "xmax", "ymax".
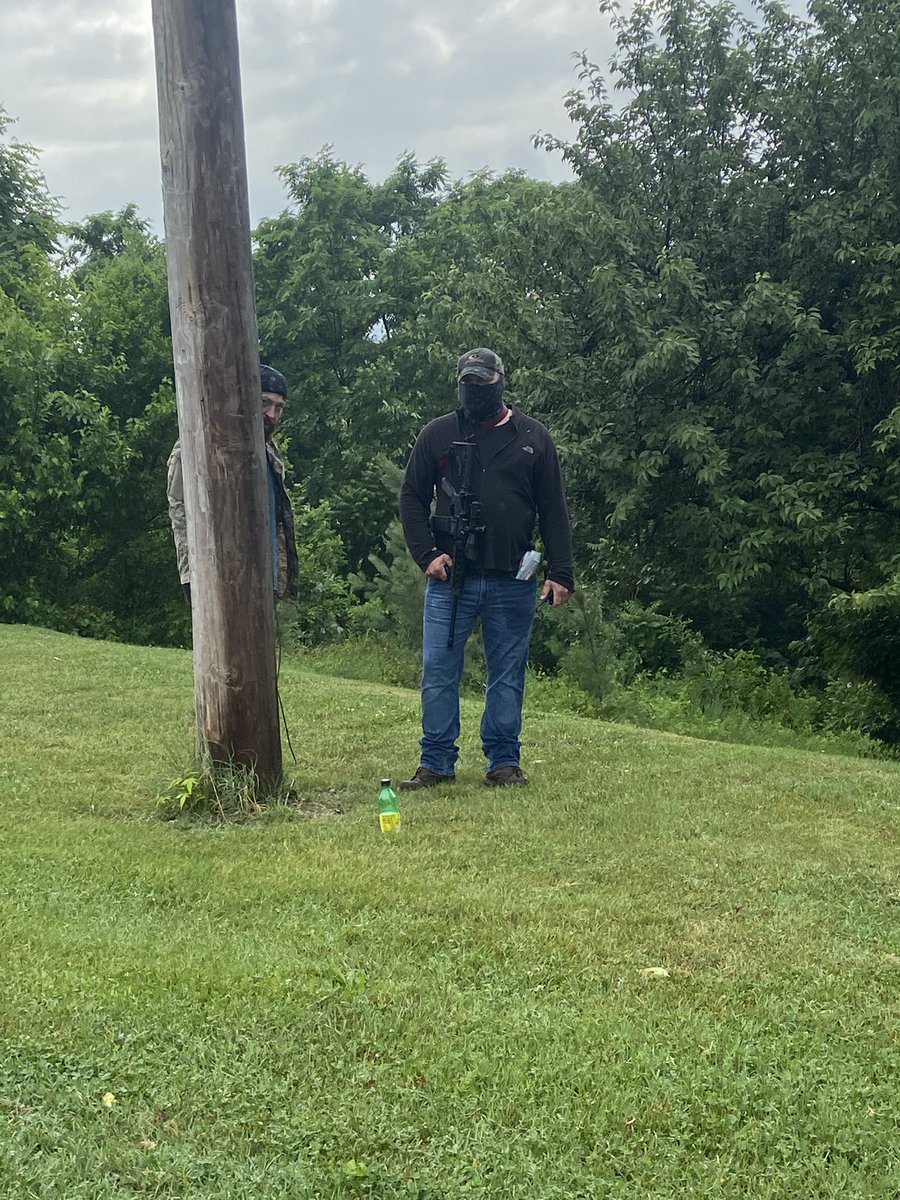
[{"xmin": 1, "ymin": 624, "xmax": 898, "ymax": 1198}]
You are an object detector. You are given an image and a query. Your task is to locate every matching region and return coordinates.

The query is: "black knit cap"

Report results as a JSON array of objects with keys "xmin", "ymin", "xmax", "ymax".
[
  {"xmin": 456, "ymin": 347, "xmax": 505, "ymax": 380},
  {"xmin": 260, "ymin": 364, "xmax": 287, "ymax": 398}
]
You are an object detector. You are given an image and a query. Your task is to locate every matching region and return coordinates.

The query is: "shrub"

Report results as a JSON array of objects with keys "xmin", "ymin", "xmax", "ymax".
[
  {"xmin": 283, "ymin": 497, "xmax": 353, "ymax": 647},
  {"xmin": 349, "ymin": 519, "xmax": 426, "ymax": 647},
  {"xmin": 347, "ymin": 517, "xmax": 486, "ymax": 689},
  {"xmin": 155, "ymin": 756, "xmax": 300, "ymax": 822},
  {"xmin": 807, "ymin": 593, "xmax": 900, "ymax": 740},
  {"xmin": 543, "ymin": 592, "xmax": 708, "ymax": 699}
]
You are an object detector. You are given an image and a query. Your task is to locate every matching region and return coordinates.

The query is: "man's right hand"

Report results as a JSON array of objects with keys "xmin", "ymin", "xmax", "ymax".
[{"xmin": 425, "ymin": 553, "xmax": 453, "ymax": 581}]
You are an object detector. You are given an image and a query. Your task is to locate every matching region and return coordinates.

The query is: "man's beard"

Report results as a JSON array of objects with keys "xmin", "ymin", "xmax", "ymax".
[{"xmin": 459, "ymin": 379, "xmax": 505, "ymax": 422}]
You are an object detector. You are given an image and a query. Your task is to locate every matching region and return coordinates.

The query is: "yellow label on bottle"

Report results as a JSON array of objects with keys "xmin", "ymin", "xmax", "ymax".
[{"xmin": 379, "ymin": 811, "xmax": 401, "ymax": 833}]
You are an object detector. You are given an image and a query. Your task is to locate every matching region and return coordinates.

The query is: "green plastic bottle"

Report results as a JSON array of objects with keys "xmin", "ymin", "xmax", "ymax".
[{"xmin": 378, "ymin": 779, "xmax": 400, "ymax": 833}]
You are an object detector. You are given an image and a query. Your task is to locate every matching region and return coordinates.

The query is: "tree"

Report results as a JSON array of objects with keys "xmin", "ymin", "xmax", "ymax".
[
  {"xmin": 0, "ymin": 127, "xmax": 181, "ymax": 643},
  {"xmin": 524, "ymin": 0, "xmax": 900, "ymax": 651},
  {"xmin": 253, "ymin": 150, "xmax": 447, "ymax": 571},
  {"xmin": 0, "ymin": 118, "xmax": 135, "ymax": 635},
  {"xmin": 58, "ymin": 208, "xmax": 182, "ymax": 644}
]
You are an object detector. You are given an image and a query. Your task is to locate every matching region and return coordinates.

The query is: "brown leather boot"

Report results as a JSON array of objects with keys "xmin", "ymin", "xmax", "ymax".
[
  {"xmin": 398, "ymin": 766, "xmax": 455, "ymax": 790},
  {"xmin": 484, "ymin": 765, "xmax": 528, "ymax": 787}
]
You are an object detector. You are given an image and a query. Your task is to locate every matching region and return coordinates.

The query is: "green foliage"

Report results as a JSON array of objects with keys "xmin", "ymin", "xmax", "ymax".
[
  {"xmin": 521, "ymin": 0, "xmax": 898, "ymax": 647},
  {"xmin": 528, "ymin": 590, "xmax": 888, "ymax": 755},
  {"xmin": 682, "ymin": 649, "xmax": 822, "ymax": 732},
  {"xmin": 594, "ymin": 649, "xmax": 884, "ymax": 758},
  {"xmin": 155, "ymin": 755, "xmax": 299, "ymax": 822},
  {"xmin": 0, "ymin": 285, "xmax": 134, "ymax": 628},
  {"xmin": 0, "ymin": 110, "xmax": 58, "ymax": 287},
  {"xmin": 0, "ymin": 183, "xmax": 180, "ymax": 641},
  {"xmin": 57, "ymin": 212, "xmax": 179, "ymax": 642},
  {"xmin": 536, "ymin": 594, "xmax": 705, "ymax": 697},
  {"xmin": 818, "ymin": 676, "xmax": 898, "ymax": 742},
  {"xmin": 348, "ymin": 519, "xmax": 426, "ymax": 648},
  {"xmin": 253, "ymin": 150, "xmax": 448, "ymax": 571},
  {"xmin": 5, "ymin": 0, "xmax": 900, "ymax": 742},
  {"xmin": 540, "ymin": 589, "xmax": 624, "ymax": 700},
  {"xmin": 346, "ymin": 518, "xmax": 487, "ymax": 691},
  {"xmin": 806, "ymin": 590, "xmax": 900, "ymax": 739},
  {"xmin": 281, "ymin": 497, "xmax": 353, "ymax": 646}
]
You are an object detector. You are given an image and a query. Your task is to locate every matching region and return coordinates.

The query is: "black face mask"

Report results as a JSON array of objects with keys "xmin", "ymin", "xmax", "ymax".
[{"xmin": 459, "ymin": 379, "xmax": 506, "ymax": 422}]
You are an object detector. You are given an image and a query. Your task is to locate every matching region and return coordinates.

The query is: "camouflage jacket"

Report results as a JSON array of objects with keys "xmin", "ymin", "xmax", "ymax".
[{"xmin": 166, "ymin": 439, "xmax": 299, "ymax": 600}]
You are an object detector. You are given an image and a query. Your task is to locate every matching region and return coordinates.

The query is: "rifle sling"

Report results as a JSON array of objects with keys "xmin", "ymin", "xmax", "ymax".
[{"xmin": 435, "ymin": 406, "xmax": 509, "ymax": 474}]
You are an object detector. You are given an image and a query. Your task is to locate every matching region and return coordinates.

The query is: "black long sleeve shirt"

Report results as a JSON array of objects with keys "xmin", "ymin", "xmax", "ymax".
[{"xmin": 399, "ymin": 406, "xmax": 575, "ymax": 592}]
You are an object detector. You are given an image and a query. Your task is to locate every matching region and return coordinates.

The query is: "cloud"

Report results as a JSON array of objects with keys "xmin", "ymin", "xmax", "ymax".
[{"xmin": 0, "ymin": 0, "xmax": 617, "ymax": 227}]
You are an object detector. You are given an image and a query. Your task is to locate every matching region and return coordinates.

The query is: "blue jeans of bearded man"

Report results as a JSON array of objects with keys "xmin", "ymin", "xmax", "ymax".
[{"xmin": 419, "ymin": 572, "xmax": 538, "ymax": 775}]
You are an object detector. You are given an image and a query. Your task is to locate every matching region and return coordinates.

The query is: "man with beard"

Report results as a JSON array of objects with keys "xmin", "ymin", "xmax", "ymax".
[
  {"xmin": 398, "ymin": 347, "xmax": 574, "ymax": 789},
  {"xmin": 166, "ymin": 364, "xmax": 298, "ymax": 606}
]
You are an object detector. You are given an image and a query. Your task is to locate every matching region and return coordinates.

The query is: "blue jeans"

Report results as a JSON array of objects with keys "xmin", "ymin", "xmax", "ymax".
[{"xmin": 419, "ymin": 572, "xmax": 538, "ymax": 775}]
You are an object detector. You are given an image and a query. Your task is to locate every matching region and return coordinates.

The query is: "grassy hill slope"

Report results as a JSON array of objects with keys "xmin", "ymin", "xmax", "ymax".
[{"xmin": 0, "ymin": 625, "xmax": 898, "ymax": 1198}]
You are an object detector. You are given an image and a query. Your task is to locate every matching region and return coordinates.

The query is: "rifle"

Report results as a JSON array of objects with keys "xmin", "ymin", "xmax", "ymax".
[{"xmin": 441, "ymin": 440, "xmax": 484, "ymax": 649}]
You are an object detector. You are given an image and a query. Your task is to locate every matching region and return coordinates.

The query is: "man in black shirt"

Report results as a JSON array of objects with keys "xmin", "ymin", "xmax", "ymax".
[{"xmin": 398, "ymin": 347, "xmax": 574, "ymax": 789}]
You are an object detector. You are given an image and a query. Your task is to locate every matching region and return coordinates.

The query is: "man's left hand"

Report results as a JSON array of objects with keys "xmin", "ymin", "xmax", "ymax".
[{"xmin": 540, "ymin": 581, "xmax": 572, "ymax": 607}]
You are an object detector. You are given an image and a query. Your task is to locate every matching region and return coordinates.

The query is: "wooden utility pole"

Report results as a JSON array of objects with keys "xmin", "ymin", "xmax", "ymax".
[{"xmin": 152, "ymin": 0, "xmax": 282, "ymax": 784}]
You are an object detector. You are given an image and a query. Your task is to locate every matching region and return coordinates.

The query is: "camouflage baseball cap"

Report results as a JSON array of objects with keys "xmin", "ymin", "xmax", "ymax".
[
  {"xmin": 456, "ymin": 347, "xmax": 505, "ymax": 380},
  {"xmin": 260, "ymin": 363, "xmax": 287, "ymax": 398}
]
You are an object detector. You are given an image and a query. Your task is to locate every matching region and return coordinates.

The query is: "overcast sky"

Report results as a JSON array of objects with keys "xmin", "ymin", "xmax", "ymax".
[{"xmin": 0, "ymin": 0, "xmax": 623, "ymax": 231}]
